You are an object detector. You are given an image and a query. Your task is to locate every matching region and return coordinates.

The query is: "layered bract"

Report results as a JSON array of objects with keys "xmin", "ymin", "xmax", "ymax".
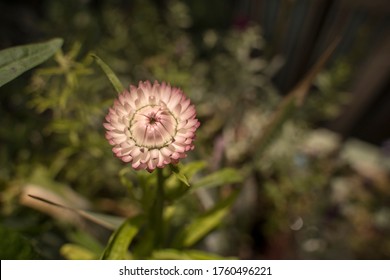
[{"xmin": 104, "ymin": 81, "xmax": 200, "ymax": 172}]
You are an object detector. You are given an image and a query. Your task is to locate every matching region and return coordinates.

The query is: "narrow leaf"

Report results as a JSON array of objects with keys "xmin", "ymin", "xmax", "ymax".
[
  {"xmin": 27, "ymin": 194, "xmax": 124, "ymax": 230},
  {"xmin": 185, "ymin": 249, "xmax": 236, "ymax": 260},
  {"xmin": 101, "ymin": 215, "xmax": 143, "ymax": 260},
  {"xmin": 181, "ymin": 161, "xmax": 207, "ymax": 180},
  {"xmin": 0, "ymin": 38, "xmax": 63, "ymax": 87},
  {"xmin": 91, "ymin": 53, "xmax": 125, "ymax": 94},
  {"xmin": 170, "ymin": 164, "xmax": 190, "ymax": 187},
  {"xmin": 60, "ymin": 244, "xmax": 97, "ymax": 260},
  {"xmin": 191, "ymin": 168, "xmax": 242, "ymax": 192},
  {"xmin": 79, "ymin": 211, "xmax": 125, "ymax": 230},
  {"xmin": 150, "ymin": 249, "xmax": 235, "ymax": 260},
  {"xmin": 68, "ymin": 230, "xmax": 104, "ymax": 255},
  {"xmin": 172, "ymin": 171, "xmax": 190, "ymax": 187},
  {"xmin": 175, "ymin": 191, "xmax": 238, "ymax": 248}
]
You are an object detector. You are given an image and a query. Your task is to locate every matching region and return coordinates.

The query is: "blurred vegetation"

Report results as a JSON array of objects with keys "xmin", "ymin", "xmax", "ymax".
[{"xmin": 0, "ymin": 0, "xmax": 389, "ymax": 260}]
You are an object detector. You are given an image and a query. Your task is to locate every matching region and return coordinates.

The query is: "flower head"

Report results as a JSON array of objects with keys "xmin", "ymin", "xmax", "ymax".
[{"xmin": 104, "ymin": 80, "xmax": 200, "ymax": 172}]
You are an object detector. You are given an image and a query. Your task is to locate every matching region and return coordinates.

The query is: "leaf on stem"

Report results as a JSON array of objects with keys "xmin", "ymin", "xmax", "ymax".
[
  {"xmin": 180, "ymin": 161, "xmax": 207, "ymax": 180},
  {"xmin": 90, "ymin": 53, "xmax": 125, "ymax": 94},
  {"xmin": 170, "ymin": 164, "xmax": 190, "ymax": 187},
  {"xmin": 101, "ymin": 215, "xmax": 143, "ymax": 260},
  {"xmin": 191, "ymin": 168, "xmax": 242, "ymax": 192},
  {"xmin": 174, "ymin": 191, "xmax": 238, "ymax": 248}
]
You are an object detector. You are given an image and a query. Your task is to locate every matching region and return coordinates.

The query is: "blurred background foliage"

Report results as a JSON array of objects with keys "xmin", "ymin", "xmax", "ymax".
[{"xmin": 0, "ymin": 0, "xmax": 389, "ymax": 259}]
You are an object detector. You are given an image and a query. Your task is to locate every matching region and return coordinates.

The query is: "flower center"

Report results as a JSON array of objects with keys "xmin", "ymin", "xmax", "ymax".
[
  {"xmin": 129, "ymin": 105, "xmax": 177, "ymax": 149},
  {"xmin": 147, "ymin": 112, "xmax": 158, "ymax": 125}
]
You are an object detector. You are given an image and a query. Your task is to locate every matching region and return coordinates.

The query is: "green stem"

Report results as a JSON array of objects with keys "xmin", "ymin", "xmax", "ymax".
[{"xmin": 153, "ymin": 168, "xmax": 165, "ymax": 248}]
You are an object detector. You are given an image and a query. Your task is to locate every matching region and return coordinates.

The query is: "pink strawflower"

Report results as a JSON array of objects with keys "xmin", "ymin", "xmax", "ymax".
[{"xmin": 104, "ymin": 81, "xmax": 200, "ymax": 172}]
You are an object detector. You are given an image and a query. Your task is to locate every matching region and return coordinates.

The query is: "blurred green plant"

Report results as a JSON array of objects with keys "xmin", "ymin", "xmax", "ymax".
[{"xmin": 1, "ymin": 0, "xmax": 388, "ymax": 260}]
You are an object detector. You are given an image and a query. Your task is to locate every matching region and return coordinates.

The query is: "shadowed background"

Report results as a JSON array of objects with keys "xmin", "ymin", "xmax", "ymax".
[{"xmin": 0, "ymin": 0, "xmax": 389, "ymax": 259}]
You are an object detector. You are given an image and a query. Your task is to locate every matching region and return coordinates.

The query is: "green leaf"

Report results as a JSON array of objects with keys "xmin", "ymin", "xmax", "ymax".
[
  {"xmin": 185, "ymin": 249, "xmax": 236, "ymax": 260},
  {"xmin": 0, "ymin": 38, "xmax": 63, "ymax": 87},
  {"xmin": 191, "ymin": 168, "xmax": 242, "ymax": 192},
  {"xmin": 68, "ymin": 230, "xmax": 104, "ymax": 256},
  {"xmin": 181, "ymin": 161, "xmax": 207, "ymax": 180},
  {"xmin": 165, "ymin": 162, "xmax": 207, "ymax": 200},
  {"xmin": 60, "ymin": 244, "xmax": 98, "ymax": 260},
  {"xmin": 101, "ymin": 215, "xmax": 143, "ymax": 260},
  {"xmin": 175, "ymin": 191, "xmax": 238, "ymax": 248},
  {"xmin": 91, "ymin": 53, "xmax": 125, "ymax": 94},
  {"xmin": 170, "ymin": 164, "xmax": 190, "ymax": 187},
  {"xmin": 79, "ymin": 211, "xmax": 125, "ymax": 231},
  {"xmin": 150, "ymin": 249, "xmax": 235, "ymax": 260}
]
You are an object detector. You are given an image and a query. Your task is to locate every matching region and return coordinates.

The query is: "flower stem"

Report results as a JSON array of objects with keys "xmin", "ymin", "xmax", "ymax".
[{"xmin": 152, "ymin": 168, "xmax": 165, "ymax": 248}]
